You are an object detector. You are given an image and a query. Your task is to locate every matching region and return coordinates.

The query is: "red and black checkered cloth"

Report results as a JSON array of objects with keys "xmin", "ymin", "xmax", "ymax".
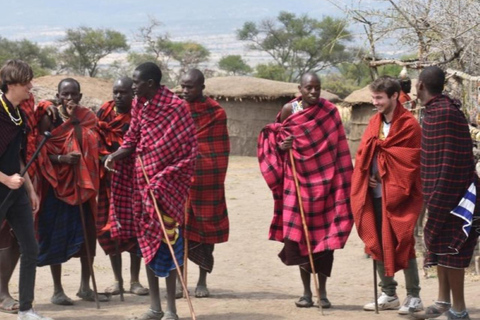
[
  {"xmin": 421, "ymin": 95, "xmax": 480, "ymax": 264},
  {"xmin": 257, "ymin": 97, "xmax": 354, "ymax": 257},
  {"xmin": 95, "ymin": 100, "xmax": 136, "ymax": 255},
  {"xmin": 110, "ymin": 86, "xmax": 197, "ymax": 264},
  {"xmin": 351, "ymin": 102, "xmax": 423, "ymax": 276},
  {"xmin": 184, "ymin": 97, "xmax": 230, "ymax": 244}
]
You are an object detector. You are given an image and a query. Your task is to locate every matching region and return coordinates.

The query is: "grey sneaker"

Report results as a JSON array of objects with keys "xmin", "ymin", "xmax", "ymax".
[
  {"xmin": 363, "ymin": 292, "xmax": 400, "ymax": 311},
  {"xmin": 18, "ymin": 309, "xmax": 53, "ymax": 320},
  {"xmin": 447, "ymin": 309, "xmax": 471, "ymax": 320},
  {"xmin": 398, "ymin": 295, "xmax": 424, "ymax": 314}
]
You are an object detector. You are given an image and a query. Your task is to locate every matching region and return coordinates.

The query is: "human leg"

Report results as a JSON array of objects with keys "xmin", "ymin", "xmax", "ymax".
[
  {"xmin": 0, "ymin": 237, "xmax": 19, "ymax": 313},
  {"xmin": 129, "ymin": 253, "xmax": 148, "ymax": 295},
  {"xmin": 105, "ymin": 253, "xmax": 123, "ymax": 295},
  {"xmin": 76, "ymin": 257, "xmax": 109, "ymax": 302},
  {"xmin": 295, "ymin": 267, "xmax": 313, "ymax": 308},
  {"xmin": 50, "ymin": 264, "xmax": 73, "ymax": 305},
  {"xmin": 195, "ymin": 266, "xmax": 209, "ymax": 298},
  {"xmin": 363, "ymin": 260, "xmax": 400, "ymax": 311},
  {"xmin": 398, "ymin": 258, "xmax": 424, "ymax": 314},
  {"xmin": 165, "ymin": 269, "xmax": 178, "ymax": 317},
  {"xmin": 127, "ymin": 266, "xmax": 163, "ymax": 320}
]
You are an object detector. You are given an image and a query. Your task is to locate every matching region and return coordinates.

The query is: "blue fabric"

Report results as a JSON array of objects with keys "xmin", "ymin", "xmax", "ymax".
[
  {"xmin": 147, "ymin": 232, "xmax": 184, "ymax": 278},
  {"xmin": 450, "ymin": 182, "xmax": 476, "ymax": 237},
  {"xmin": 37, "ymin": 188, "xmax": 84, "ymax": 266}
]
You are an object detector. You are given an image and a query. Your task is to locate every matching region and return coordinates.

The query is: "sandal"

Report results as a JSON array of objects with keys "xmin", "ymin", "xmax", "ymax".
[
  {"xmin": 295, "ymin": 296, "xmax": 314, "ymax": 308},
  {"xmin": 410, "ymin": 301, "xmax": 451, "ymax": 319},
  {"xmin": 128, "ymin": 309, "xmax": 164, "ymax": 320},
  {"xmin": 130, "ymin": 282, "xmax": 149, "ymax": 296},
  {"xmin": 51, "ymin": 292, "xmax": 74, "ymax": 305},
  {"xmin": 0, "ymin": 298, "xmax": 19, "ymax": 314},
  {"xmin": 447, "ymin": 309, "xmax": 471, "ymax": 320},
  {"xmin": 320, "ymin": 297, "xmax": 332, "ymax": 309},
  {"xmin": 105, "ymin": 282, "xmax": 123, "ymax": 295},
  {"xmin": 76, "ymin": 290, "xmax": 111, "ymax": 302},
  {"xmin": 162, "ymin": 311, "xmax": 179, "ymax": 320}
]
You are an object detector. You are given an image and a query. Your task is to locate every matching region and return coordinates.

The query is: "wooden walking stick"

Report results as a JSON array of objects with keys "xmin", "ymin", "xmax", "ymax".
[
  {"xmin": 138, "ymin": 155, "xmax": 197, "ymax": 320},
  {"xmin": 183, "ymin": 200, "xmax": 189, "ymax": 299},
  {"xmin": 74, "ymin": 170, "xmax": 101, "ymax": 309},
  {"xmin": 72, "ymin": 122, "xmax": 100, "ymax": 309},
  {"xmin": 289, "ymin": 149, "xmax": 323, "ymax": 314},
  {"xmin": 373, "ymin": 260, "xmax": 379, "ymax": 314}
]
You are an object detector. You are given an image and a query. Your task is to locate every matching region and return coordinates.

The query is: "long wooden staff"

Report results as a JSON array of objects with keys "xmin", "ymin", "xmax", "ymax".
[
  {"xmin": 73, "ymin": 122, "xmax": 100, "ymax": 309},
  {"xmin": 138, "ymin": 155, "xmax": 196, "ymax": 320},
  {"xmin": 289, "ymin": 149, "xmax": 323, "ymax": 314},
  {"xmin": 183, "ymin": 199, "xmax": 189, "ymax": 299}
]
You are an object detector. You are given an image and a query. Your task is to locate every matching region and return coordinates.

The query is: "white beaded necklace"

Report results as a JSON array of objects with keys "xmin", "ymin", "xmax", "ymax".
[{"xmin": 0, "ymin": 95, "xmax": 23, "ymax": 126}]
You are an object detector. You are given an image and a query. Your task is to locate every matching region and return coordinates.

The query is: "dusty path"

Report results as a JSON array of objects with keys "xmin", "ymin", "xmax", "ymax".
[{"xmin": 6, "ymin": 156, "xmax": 480, "ymax": 320}]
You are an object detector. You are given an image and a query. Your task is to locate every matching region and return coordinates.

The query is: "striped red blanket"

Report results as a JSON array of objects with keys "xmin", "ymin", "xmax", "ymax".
[
  {"xmin": 95, "ymin": 100, "xmax": 134, "ymax": 254},
  {"xmin": 257, "ymin": 97, "xmax": 353, "ymax": 257},
  {"xmin": 110, "ymin": 86, "xmax": 197, "ymax": 264},
  {"xmin": 184, "ymin": 97, "xmax": 230, "ymax": 244},
  {"xmin": 351, "ymin": 102, "xmax": 423, "ymax": 276}
]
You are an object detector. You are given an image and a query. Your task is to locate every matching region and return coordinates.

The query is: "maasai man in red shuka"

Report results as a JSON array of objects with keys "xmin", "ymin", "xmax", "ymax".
[
  {"xmin": 95, "ymin": 77, "xmax": 149, "ymax": 297},
  {"xmin": 415, "ymin": 67, "xmax": 480, "ymax": 320},
  {"xmin": 106, "ymin": 62, "xmax": 197, "ymax": 320},
  {"xmin": 351, "ymin": 76, "xmax": 424, "ymax": 314},
  {"xmin": 257, "ymin": 72, "xmax": 353, "ymax": 309},
  {"xmin": 35, "ymin": 78, "xmax": 109, "ymax": 306},
  {"xmin": 179, "ymin": 69, "xmax": 230, "ymax": 298}
]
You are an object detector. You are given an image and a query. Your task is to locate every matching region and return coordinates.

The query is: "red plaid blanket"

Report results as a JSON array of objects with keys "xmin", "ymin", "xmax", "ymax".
[
  {"xmin": 110, "ymin": 86, "xmax": 197, "ymax": 264},
  {"xmin": 36, "ymin": 103, "xmax": 99, "ymax": 215},
  {"xmin": 351, "ymin": 103, "xmax": 422, "ymax": 276},
  {"xmin": 257, "ymin": 97, "xmax": 353, "ymax": 257},
  {"xmin": 184, "ymin": 97, "xmax": 230, "ymax": 244}
]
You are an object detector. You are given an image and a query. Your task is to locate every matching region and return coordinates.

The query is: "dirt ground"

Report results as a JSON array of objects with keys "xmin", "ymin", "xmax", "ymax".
[{"xmin": 6, "ymin": 156, "xmax": 480, "ymax": 320}]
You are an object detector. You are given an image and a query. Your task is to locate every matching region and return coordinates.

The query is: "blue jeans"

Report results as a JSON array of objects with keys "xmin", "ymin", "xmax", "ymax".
[{"xmin": 0, "ymin": 188, "xmax": 38, "ymax": 311}]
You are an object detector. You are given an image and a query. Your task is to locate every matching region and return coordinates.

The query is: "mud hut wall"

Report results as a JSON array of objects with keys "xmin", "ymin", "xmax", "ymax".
[
  {"xmin": 218, "ymin": 98, "xmax": 289, "ymax": 156},
  {"xmin": 348, "ymin": 103, "xmax": 375, "ymax": 157}
]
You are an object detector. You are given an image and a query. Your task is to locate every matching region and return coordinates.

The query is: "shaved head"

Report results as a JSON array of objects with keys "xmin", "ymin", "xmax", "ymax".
[
  {"xmin": 184, "ymin": 68, "xmax": 205, "ymax": 86},
  {"xmin": 114, "ymin": 76, "xmax": 133, "ymax": 89},
  {"xmin": 300, "ymin": 72, "xmax": 321, "ymax": 87},
  {"xmin": 419, "ymin": 66, "xmax": 445, "ymax": 95}
]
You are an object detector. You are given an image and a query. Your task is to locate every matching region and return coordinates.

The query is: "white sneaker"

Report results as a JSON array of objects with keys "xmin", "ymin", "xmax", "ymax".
[
  {"xmin": 18, "ymin": 309, "xmax": 54, "ymax": 320},
  {"xmin": 363, "ymin": 292, "xmax": 400, "ymax": 311},
  {"xmin": 398, "ymin": 295, "xmax": 424, "ymax": 315}
]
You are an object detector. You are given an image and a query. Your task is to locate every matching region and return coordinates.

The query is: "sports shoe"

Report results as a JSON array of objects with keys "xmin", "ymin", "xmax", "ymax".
[
  {"xmin": 363, "ymin": 292, "xmax": 400, "ymax": 311},
  {"xmin": 18, "ymin": 308, "xmax": 54, "ymax": 320},
  {"xmin": 447, "ymin": 309, "xmax": 471, "ymax": 320},
  {"xmin": 398, "ymin": 295, "xmax": 424, "ymax": 314}
]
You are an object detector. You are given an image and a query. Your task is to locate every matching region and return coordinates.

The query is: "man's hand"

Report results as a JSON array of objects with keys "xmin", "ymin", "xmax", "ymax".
[
  {"xmin": 104, "ymin": 154, "xmax": 117, "ymax": 173},
  {"xmin": 4, "ymin": 174, "xmax": 25, "ymax": 190},
  {"xmin": 279, "ymin": 135, "xmax": 294, "ymax": 151},
  {"xmin": 65, "ymin": 100, "xmax": 78, "ymax": 116},
  {"xmin": 368, "ymin": 175, "xmax": 378, "ymax": 188},
  {"xmin": 46, "ymin": 104, "xmax": 59, "ymax": 122},
  {"xmin": 29, "ymin": 191, "xmax": 40, "ymax": 215},
  {"xmin": 60, "ymin": 152, "xmax": 81, "ymax": 165}
]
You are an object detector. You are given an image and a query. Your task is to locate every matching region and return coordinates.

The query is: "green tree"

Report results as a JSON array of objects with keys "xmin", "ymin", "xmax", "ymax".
[
  {"xmin": 254, "ymin": 63, "xmax": 288, "ymax": 81},
  {"xmin": 0, "ymin": 37, "xmax": 57, "ymax": 76},
  {"xmin": 59, "ymin": 27, "xmax": 129, "ymax": 77},
  {"xmin": 238, "ymin": 11, "xmax": 352, "ymax": 82},
  {"xmin": 218, "ymin": 55, "xmax": 252, "ymax": 75}
]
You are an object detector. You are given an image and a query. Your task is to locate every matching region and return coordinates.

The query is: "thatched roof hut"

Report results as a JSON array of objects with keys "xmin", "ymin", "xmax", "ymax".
[{"xmin": 175, "ymin": 76, "xmax": 341, "ymax": 156}]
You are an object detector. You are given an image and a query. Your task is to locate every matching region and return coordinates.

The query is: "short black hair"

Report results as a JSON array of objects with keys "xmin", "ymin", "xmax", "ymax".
[
  {"xmin": 185, "ymin": 68, "xmax": 205, "ymax": 85},
  {"xmin": 419, "ymin": 66, "xmax": 445, "ymax": 95},
  {"xmin": 58, "ymin": 78, "xmax": 81, "ymax": 93},
  {"xmin": 369, "ymin": 76, "xmax": 401, "ymax": 98},
  {"xmin": 300, "ymin": 72, "xmax": 321, "ymax": 86},
  {"xmin": 135, "ymin": 62, "xmax": 162, "ymax": 85}
]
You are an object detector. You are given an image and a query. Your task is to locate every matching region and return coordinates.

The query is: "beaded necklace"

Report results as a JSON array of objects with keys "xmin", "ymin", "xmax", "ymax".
[{"xmin": 0, "ymin": 95, "xmax": 23, "ymax": 126}]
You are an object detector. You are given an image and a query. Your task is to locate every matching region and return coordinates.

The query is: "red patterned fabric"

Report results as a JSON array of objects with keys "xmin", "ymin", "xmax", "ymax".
[
  {"xmin": 35, "ymin": 102, "xmax": 99, "ymax": 216},
  {"xmin": 95, "ymin": 100, "xmax": 135, "ymax": 254},
  {"xmin": 110, "ymin": 86, "xmax": 197, "ymax": 264},
  {"xmin": 351, "ymin": 102, "xmax": 423, "ymax": 276},
  {"xmin": 19, "ymin": 94, "xmax": 39, "ymax": 178},
  {"xmin": 184, "ymin": 97, "xmax": 230, "ymax": 244},
  {"xmin": 257, "ymin": 97, "xmax": 353, "ymax": 257}
]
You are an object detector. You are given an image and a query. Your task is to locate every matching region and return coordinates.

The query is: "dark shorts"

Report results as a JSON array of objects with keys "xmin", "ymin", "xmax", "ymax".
[{"xmin": 279, "ymin": 239, "xmax": 334, "ymax": 277}]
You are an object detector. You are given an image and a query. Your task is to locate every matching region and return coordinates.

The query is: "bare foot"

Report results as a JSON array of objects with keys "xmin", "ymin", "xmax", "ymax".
[
  {"xmin": 128, "ymin": 309, "xmax": 164, "ymax": 320},
  {"xmin": 104, "ymin": 282, "xmax": 122, "ymax": 295},
  {"xmin": 195, "ymin": 285, "xmax": 210, "ymax": 298}
]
